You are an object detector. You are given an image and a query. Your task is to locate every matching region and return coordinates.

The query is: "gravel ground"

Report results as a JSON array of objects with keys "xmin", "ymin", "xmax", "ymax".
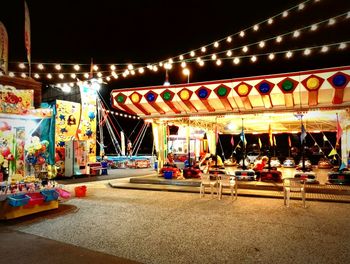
[{"xmin": 10, "ymin": 181, "xmax": 350, "ymax": 264}]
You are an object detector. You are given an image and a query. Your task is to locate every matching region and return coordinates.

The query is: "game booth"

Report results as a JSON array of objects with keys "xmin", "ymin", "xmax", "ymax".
[
  {"xmin": 0, "ymin": 76, "xmax": 68, "ymax": 219},
  {"xmin": 111, "ymin": 66, "xmax": 350, "ymax": 184}
]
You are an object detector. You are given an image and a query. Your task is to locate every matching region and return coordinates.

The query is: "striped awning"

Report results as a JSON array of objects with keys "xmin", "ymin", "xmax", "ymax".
[{"xmin": 111, "ymin": 66, "xmax": 350, "ymax": 118}]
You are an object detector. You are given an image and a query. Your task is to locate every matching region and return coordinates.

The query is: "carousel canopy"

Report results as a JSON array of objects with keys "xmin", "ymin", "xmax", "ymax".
[{"xmin": 111, "ymin": 66, "xmax": 350, "ymax": 133}]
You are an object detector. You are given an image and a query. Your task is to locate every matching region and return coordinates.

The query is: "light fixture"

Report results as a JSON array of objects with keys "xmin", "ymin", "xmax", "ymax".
[
  {"xmin": 242, "ymin": 46, "xmax": 248, "ymax": 53},
  {"xmin": 93, "ymin": 65, "xmax": 99, "ymax": 71},
  {"xmin": 190, "ymin": 51, "xmax": 195, "ymax": 57},
  {"xmin": 201, "ymin": 46, "xmax": 206, "ymax": 52},
  {"xmin": 259, "ymin": 41, "xmax": 265, "ymax": 48},
  {"xmin": 55, "ymin": 64, "xmax": 62, "ymax": 70},
  {"xmin": 321, "ymin": 46, "xmax": 329, "ymax": 52},
  {"xmin": 310, "ymin": 24, "xmax": 318, "ymax": 31},
  {"xmin": 216, "ymin": 59, "xmax": 222, "ymax": 66},
  {"xmin": 304, "ymin": 48, "xmax": 311, "ymax": 55},
  {"xmin": 110, "ymin": 65, "xmax": 116, "ymax": 70},
  {"xmin": 84, "ymin": 73, "xmax": 89, "ymax": 78},
  {"xmin": 9, "ymin": 72, "xmax": 15, "ymax": 77},
  {"xmin": 97, "ymin": 72, "xmax": 102, "ymax": 78},
  {"xmin": 276, "ymin": 36, "xmax": 283, "ymax": 43},
  {"xmin": 214, "ymin": 41, "xmax": 219, "ymax": 48},
  {"xmin": 251, "ymin": 56, "xmax": 257, "ymax": 62},
  {"xmin": 233, "ymin": 57, "xmax": 240, "ymax": 64},
  {"xmin": 112, "ymin": 72, "xmax": 119, "ymax": 78},
  {"xmin": 199, "ymin": 61, "xmax": 204, "ymax": 66},
  {"xmin": 128, "ymin": 64, "xmax": 134, "ymax": 70},
  {"xmin": 282, "ymin": 11, "xmax": 288, "ymax": 17},
  {"xmin": 130, "ymin": 70, "xmax": 135, "ymax": 75},
  {"xmin": 226, "ymin": 50, "xmax": 232, "ymax": 57},
  {"xmin": 152, "ymin": 66, "xmax": 158, "ymax": 72},
  {"xmin": 59, "ymin": 73, "xmax": 64, "ymax": 79},
  {"xmin": 179, "ymin": 55, "xmax": 184, "ymax": 60},
  {"xmin": 138, "ymin": 68, "xmax": 144, "ymax": 74},
  {"xmin": 268, "ymin": 18, "xmax": 273, "ymax": 24},
  {"xmin": 298, "ymin": 3, "xmax": 305, "ymax": 10},
  {"xmin": 328, "ymin": 18, "xmax": 336, "ymax": 25},
  {"xmin": 293, "ymin": 30, "xmax": 300, "ymax": 38},
  {"xmin": 34, "ymin": 73, "xmax": 40, "ymax": 79},
  {"xmin": 239, "ymin": 31, "xmax": 245, "ymax": 37},
  {"xmin": 181, "ymin": 61, "xmax": 187, "ymax": 68},
  {"xmin": 253, "ymin": 24, "xmax": 259, "ymax": 31},
  {"xmin": 74, "ymin": 64, "xmax": 80, "ymax": 71},
  {"xmin": 21, "ymin": 73, "xmax": 27, "ymax": 78},
  {"xmin": 106, "ymin": 76, "xmax": 111, "ymax": 81},
  {"xmin": 227, "ymin": 36, "xmax": 232, "ymax": 42},
  {"xmin": 268, "ymin": 53, "xmax": 275, "ymax": 60},
  {"xmin": 19, "ymin": 63, "xmax": 26, "ymax": 69},
  {"xmin": 70, "ymin": 73, "xmax": 76, "ymax": 79},
  {"xmin": 37, "ymin": 64, "xmax": 44, "ymax": 70},
  {"xmin": 339, "ymin": 42, "xmax": 347, "ymax": 49},
  {"xmin": 47, "ymin": 73, "xmax": 52, "ymax": 79},
  {"xmin": 286, "ymin": 51, "xmax": 293, "ymax": 58},
  {"xmin": 211, "ymin": 54, "xmax": 217, "ymax": 60}
]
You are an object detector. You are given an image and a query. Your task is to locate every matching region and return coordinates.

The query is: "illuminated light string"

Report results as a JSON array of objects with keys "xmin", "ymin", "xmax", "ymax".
[
  {"xmin": 10, "ymin": 9, "xmax": 349, "ymax": 83},
  {"xmin": 11, "ymin": 0, "xmax": 316, "ymax": 76},
  {"xmin": 46, "ymin": 40, "xmax": 349, "ymax": 87},
  {"xmin": 178, "ymin": 11, "xmax": 350, "ymax": 63},
  {"xmin": 12, "ymin": 14, "xmax": 349, "ymax": 83}
]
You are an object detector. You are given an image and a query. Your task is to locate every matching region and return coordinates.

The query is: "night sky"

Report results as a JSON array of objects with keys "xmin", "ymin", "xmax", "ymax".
[{"xmin": 1, "ymin": 0, "xmax": 349, "ymax": 158}]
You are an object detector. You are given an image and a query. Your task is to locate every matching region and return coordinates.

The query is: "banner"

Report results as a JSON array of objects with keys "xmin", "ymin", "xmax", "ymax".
[
  {"xmin": 336, "ymin": 114, "xmax": 342, "ymax": 146},
  {"xmin": 24, "ymin": 1, "xmax": 31, "ymax": 65},
  {"xmin": 0, "ymin": 21, "xmax": 8, "ymax": 74}
]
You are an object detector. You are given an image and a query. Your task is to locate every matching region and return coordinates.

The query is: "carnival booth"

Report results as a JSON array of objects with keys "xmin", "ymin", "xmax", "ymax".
[
  {"xmin": 111, "ymin": 66, "xmax": 350, "ymax": 183},
  {"xmin": 0, "ymin": 77, "xmax": 64, "ymax": 219}
]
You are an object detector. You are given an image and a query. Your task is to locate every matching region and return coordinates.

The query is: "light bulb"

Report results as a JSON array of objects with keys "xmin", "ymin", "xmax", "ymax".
[
  {"xmin": 298, "ymin": 3, "xmax": 305, "ymax": 10},
  {"xmin": 55, "ymin": 64, "xmax": 62, "ymax": 70},
  {"xmin": 268, "ymin": 53, "xmax": 275, "ymax": 60},
  {"xmin": 227, "ymin": 36, "xmax": 232, "ymax": 43},
  {"xmin": 253, "ymin": 24, "xmax": 259, "ymax": 31},
  {"xmin": 286, "ymin": 51, "xmax": 293, "ymax": 58},
  {"xmin": 74, "ymin": 64, "xmax": 80, "ymax": 71},
  {"xmin": 268, "ymin": 18, "xmax": 273, "ymax": 24},
  {"xmin": 321, "ymin": 46, "xmax": 329, "ymax": 53},
  {"xmin": 181, "ymin": 62, "xmax": 186, "ymax": 68},
  {"xmin": 97, "ymin": 72, "xmax": 102, "ymax": 78},
  {"xmin": 84, "ymin": 73, "xmax": 89, "ymax": 78},
  {"xmin": 110, "ymin": 65, "xmax": 116, "ymax": 70},
  {"xmin": 34, "ymin": 73, "xmax": 40, "ymax": 79},
  {"xmin": 179, "ymin": 55, "xmax": 184, "ymax": 60},
  {"xmin": 328, "ymin": 18, "xmax": 336, "ymax": 25},
  {"xmin": 282, "ymin": 11, "xmax": 288, "ymax": 17},
  {"xmin": 226, "ymin": 50, "xmax": 232, "ymax": 57},
  {"xmin": 293, "ymin": 30, "xmax": 300, "ymax": 38},
  {"xmin": 153, "ymin": 66, "xmax": 158, "ymax": 72},
  {"xmin": 128, "ymin": 64, "xmax": 133, "ymax": 70},
  {"xmin": 242, "ymin": 46, "xmax": 248, "ymax": 53},
  {"xmin": 37, "ymin": 64, "xmax": 44, "ymax": 70},
  {"xmin": 93, "ymin": 65, "xmax": 99, "ymax": 71},
  {"xmin": 47, "ymin": 73, "xmax": 52, "ymax": 79},
  {"xmin": 199, "ymin": 61, "xmax": 204, "ymax": 66},
  {"xmin": 21, "ymin": 73, "xmax": 27, "ymax": 78},
  {"xmin": 214, "ymin": 41, "xmax": 219, "ymax": 48},
  {"xmin": 106, "ymin": 76, "xmax": 111, "ymax": 82},
  {"xmin": 190, "ymin": 51, "xmax": 195, "ymax": 57},
  {"xmin": 59, "ymin": 73, "xmax": 64, "ymax": 79},
  {"xmin": 183, "ymin": 68, "xmax": 190, "ymax": 76},
  {"xmin": 339, "ymin": 43, "xmax": 347, "ymax": 49},
  {"xmin": 233, "ymin": 57, "xmax": 240, "ymax": 65},
  {"xmin": 19, "ymin": 63, "xmax": 26, "ymax": 69},
  {"xmin": 259, "ymin": 41, "xmax": 265, "ymax": 48},
  {"xmin": 310, "ymin": 24, "xmax": 318, "ymax": 31},
  {"xmin": 216, "ymin": 59, "xmax": 222, "ymax": 66},
  {"xmin": 239, "ymin": 31, "xmax": 245, "ymax": 37},
  {"xmin": 276, "ymin": 36, "xmax": 283, "ymax": 43},
  {"xmin": 211, "ymin": 54, "xmax": 217, "ymax": 60},
  {"xmin": 70, "ymin": 73, "xmax": 76, "ymax": 79},
  {"xmin": 251, "ymin": 56, "xmax": 257, "ymax": 62},
  {"xmin": 9, "ymin": 72, "xmax": 15, "ymax": 77},
  {"xmin": 304, "ymin": 48, "xmax": 311, "ymax": 55}
]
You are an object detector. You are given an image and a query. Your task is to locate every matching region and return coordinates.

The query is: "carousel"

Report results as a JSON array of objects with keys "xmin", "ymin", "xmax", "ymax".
[{"xmin": 111, "ymin": 65, "xmax": 350, "ymax": 185}]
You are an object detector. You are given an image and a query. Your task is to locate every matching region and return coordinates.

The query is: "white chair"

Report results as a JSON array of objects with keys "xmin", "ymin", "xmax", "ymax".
[
  {"xmin": 283, "ymin": 178, "xmax": 306, "ymax": 208},
  {"xmin": 199, "ymin": 174, "xmax": 217, "ymax": 198},
  {"xmin": 218, "ymin": 174, "xmax": 237, "ymax": 200}
]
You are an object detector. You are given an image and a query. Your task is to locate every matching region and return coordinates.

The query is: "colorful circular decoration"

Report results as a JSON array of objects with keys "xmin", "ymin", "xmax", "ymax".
[
  {"xmin": 146, "ymin": 92, "xmax": 156, "ymax": 102},
  {"xmin": 281, "ymin": 80, "xmax": 294, "ymax": 92},
  {"xmin": 179, "ymin": 90, "xmax": 190, "ymax": 100},
  {"xmin": 163, "ymin": 91, "xmax": 172, "ymax": 101},
  {"xmin": 258, "ymin": 82, "xmax": 270, "ymax": 94},
  {"xmin": 217, "ymin": 86, "xmax": 227, "ymax": 96},
  {"xmin": 237, "ymin": 84, "xmax": 249, "ymax": 96},
  {"xmin": 306, "ymin": 77, "xmax": 320, "ymax": 90},
  {"xmin": 116, "ymin": 95, "xmax": 125, "ymax": 103},
  {"xmin": 198, "ymin": 88, "xmax": 208, "ymax": 99},
  {"xmin": 131, "ymin": 93, "xmax": 141, "ymax": 103},
  {"xmin": 332, "ymin": 74, "xmax": 346, "ymax": 87}
]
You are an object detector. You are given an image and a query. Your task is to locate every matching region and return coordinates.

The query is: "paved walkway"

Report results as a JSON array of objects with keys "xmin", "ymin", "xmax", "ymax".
[{"xmin": 2, "ymin": 179, "xmax": 350, "ymax": 264}]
